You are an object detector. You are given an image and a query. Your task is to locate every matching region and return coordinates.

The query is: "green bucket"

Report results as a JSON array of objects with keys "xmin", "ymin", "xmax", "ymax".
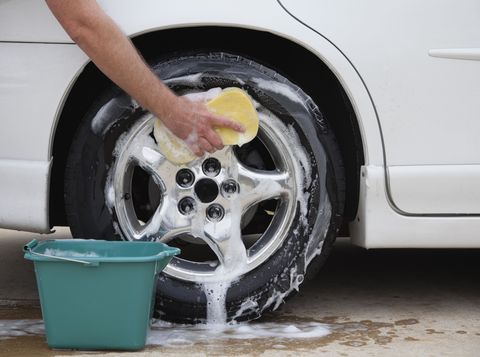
[{"xmin": 24, "ymin": 239, "xmax": 180, "ymax": 351}]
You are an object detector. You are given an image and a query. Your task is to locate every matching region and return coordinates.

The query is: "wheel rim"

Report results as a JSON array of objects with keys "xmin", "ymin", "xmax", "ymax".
[{"xmin": 108, "ymin": 108, "xmax": 300, "ymax": 283}]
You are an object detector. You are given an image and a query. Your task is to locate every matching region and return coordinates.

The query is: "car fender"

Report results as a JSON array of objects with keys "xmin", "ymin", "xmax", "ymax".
[{"xmin": 0, "ymin": 0, "xmax": 383, "ymax": 233}]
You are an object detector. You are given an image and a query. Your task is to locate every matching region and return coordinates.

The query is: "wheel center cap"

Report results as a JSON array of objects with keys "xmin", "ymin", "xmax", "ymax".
[{"xmin": 194, "ymin": 178, "xmax": 219, "ymax": 203}]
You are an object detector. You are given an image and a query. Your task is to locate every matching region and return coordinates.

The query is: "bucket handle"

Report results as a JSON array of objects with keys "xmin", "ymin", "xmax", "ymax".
[{"xmin": 24, "ymin": 239, "xmax": 99, "ymax": 266}]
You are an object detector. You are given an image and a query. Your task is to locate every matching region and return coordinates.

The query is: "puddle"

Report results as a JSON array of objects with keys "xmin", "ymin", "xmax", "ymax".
[
  {"xmin": 147, "ymin": 320, "xmax": 330, "ymax": 347},
  {"xmin": 0, "ymin": 314, "xmax": 421, "ymax": 352},
  {"xmin": 0, "ymin": 308, "xmax": 435, "ymax": 354},
  {"xmin": 0, "ymin": 318, "xmax": 330, "ymax": 346},
  {"xmin": 0, "ymin": 319, "xmax": 44, "ymax": 339}
]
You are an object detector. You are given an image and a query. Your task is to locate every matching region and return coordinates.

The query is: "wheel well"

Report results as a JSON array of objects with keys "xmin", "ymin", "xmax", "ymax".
[{"xmin": 50, "ymin": 26, "xmax": 364, "ymax": 227}]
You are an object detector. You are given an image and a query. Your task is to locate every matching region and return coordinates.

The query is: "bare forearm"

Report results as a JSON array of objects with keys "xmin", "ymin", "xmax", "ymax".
[
  {"xmin": 46, "ymin": 0, "xmax": 244, "ymax": 156},
  {"xmin": 47, "ymin": 0, "xmax": 176, "ymax": 122}
]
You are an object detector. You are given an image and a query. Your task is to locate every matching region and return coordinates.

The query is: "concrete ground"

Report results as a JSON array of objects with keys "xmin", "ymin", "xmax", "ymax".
[{"xmin": 1, "ymin": 228, "xmax": 479, "ymax": 356}]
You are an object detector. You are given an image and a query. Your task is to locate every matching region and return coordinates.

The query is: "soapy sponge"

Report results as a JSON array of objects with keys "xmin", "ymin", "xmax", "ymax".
[{"xmin": 154, "ymin": 87, "xmax": 259, "ymax": 164}]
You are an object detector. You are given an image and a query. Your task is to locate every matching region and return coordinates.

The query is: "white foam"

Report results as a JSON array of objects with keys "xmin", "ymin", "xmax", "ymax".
[
  {"xmin": 285, "ymin": 123, "xmax": 312, "ymax": 227},
  {"xmin": 0, "ymin": 320, "xmax": 44, "ymax": 339},
  {"xmin": 131, "ymin": 98, "xmax": 140, "ymax": 109},
  {"xmin": 91, "ymin": 99, "xmax": 116, "ymax": 135},
  {"xmin": 183, "ymin": 129, "xmax": 198, "ymax": 149},
  {"xmin": 0, "ymin": 318, "xmax": 329, "ymax": 349},
  {"xmin": 142, "ymin": 146, "xmax": 162, "ymax": 166},
  {"xmin": 183, "ymin": 87, "xmax": 222, "ymax": 103},
  {"xmin": 90, "ymin": 98, "xmax": 136, "ymax": 136},
  {"xmin": 147, "ymin": 320, "xmax": 330, "ymax": 347},
  {"xmin": 232, "ymin": 298, "xmax": 259, "ymax": 321},
  {"xmin": 203, "ymin": 281, "xmax": 229, "ymax": 326},
  {"xmin": 202, "ymin": 199, "xmax": 249, "ymax": 323},
  {"xmin": 43, "ymin": 249, "xmax": 99, "ymax": 258},
  {"xmin": 252, "ymin": 78, "xmax": 305, "ymax": 106},
  {"xmin": 164, "ymin": 73, "xmax": 203, "ymax": 86},
  {"xmin": 105, "ymin": 185, "xmax": 115, "ymax": 210}
]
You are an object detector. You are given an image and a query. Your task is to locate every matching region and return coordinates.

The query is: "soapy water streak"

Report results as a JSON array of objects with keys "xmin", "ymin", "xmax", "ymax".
[{"xmin": 202, "ymin": 201, "xmax": 247, "ymax": 325}]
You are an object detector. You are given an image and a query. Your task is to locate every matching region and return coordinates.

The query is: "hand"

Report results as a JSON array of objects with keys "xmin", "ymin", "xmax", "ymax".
[{"xmin": 162, "ymin": 95, "xmax": 245, "ymax": 157}]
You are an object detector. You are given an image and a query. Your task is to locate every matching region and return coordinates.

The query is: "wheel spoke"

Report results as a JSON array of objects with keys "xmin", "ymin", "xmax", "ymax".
[
  {"xmin": 201, "ymin": 209, "xmax": 248, "ymax": 270},
  {"xmin": 237, "ymin": 163, "xmax": 292, "ymax": 213},
  {"xmin": 136, "ymin": 197, "xmax": 191, "ymax": 241},
  {"xmin": 129, "ymin": 141, "xmax": 175, "ymax": 185}
]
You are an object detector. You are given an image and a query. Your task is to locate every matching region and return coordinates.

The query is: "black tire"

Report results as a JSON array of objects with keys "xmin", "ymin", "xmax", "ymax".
[{"xmin": 65, "ymin": 52, "xmax": 344, "ymax": 323}]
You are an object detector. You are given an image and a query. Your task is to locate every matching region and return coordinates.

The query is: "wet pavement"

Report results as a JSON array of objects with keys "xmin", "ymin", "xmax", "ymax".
[{"xmin": 1, "ymin": 228, "xmax": 480, "ymax": 356}]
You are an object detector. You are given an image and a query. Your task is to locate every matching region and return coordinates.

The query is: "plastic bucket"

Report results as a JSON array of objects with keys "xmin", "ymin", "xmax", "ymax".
[{"xmin": 24, "ymin": 239, "xmax": 180, "ymax": 350}]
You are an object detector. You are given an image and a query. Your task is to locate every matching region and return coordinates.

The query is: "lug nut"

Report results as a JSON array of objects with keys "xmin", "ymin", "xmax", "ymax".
[
  {"xmin": 221, "ymin": 179, "xmax": 239, "ymax": 197},
  {"xmin": 207, "ymin": 204, "xmax": 225, "ymax": 222},
  {"xmin": 176, "ymin": 169, "xmax": 195, "ymax": 188},
  {"xmin": 202, "ymin": 158, "xmax": 221, "ymax": 177},
  {"xmin": 178, "ymin": 197, "xmax": 196, "ymax": 215}
]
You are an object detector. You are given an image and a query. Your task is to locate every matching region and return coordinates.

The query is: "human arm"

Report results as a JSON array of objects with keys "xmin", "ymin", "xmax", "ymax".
[{"xmin": 45, "ymin": 0, "xmax": 244, "ymax": 156}]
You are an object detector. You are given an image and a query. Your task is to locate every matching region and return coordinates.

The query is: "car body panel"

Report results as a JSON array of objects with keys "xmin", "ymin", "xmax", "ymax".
[
  {"xmin": 280, "ymin": 0, "xmax": 480, "ymax": 214},
  {"xmin": 350, "ymin": 166, "xmax": 480, "ymax": 248},
  {"xmin": 0, "ymin": 159, "xmax": 51, "ymax": 232},
  {"xmin": 0, "ymin": 0, "xmax": 67, "ymax": 43},
  {"xmin": 0, "ymin": 43, "xmax": 87, "ymax": 161},
  {"xmin": 388, "ymin": 165, "xmax": 480, "ymax": 214},
  {"xmin": 1, "ymin": 0, "xmax": 479, "ymax": 245}
]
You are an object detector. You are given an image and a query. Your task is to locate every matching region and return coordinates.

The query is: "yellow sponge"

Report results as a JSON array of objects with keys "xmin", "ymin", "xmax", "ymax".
[
  {"xmin": 207, "ymin": 87, "xmax": 259, "ymax": 146},
  {"xmin": 154, "ymin": 88, "xmax": 259, "ymax": 164}
]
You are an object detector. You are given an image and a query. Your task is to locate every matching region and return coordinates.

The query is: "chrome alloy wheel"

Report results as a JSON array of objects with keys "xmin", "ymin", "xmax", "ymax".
[{"xmin": 109, "ymin": 110, "xmax": 299, "ymax": 283}]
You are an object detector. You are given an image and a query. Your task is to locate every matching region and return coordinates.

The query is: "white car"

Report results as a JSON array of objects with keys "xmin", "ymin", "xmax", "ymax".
[{"xmin": 1, "ymin": 1, "xmax": 479, "ymax": 323}]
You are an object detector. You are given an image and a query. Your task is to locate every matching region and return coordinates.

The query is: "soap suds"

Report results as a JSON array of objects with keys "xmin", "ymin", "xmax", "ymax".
[
  {"xmin": 183, "ymin": 130, "xmax": 198, "ymax": 149},
  {"xmin": 142, "ymin": 146, "xmax": 162, "ymax": 166},
  {"xmin": 91, "ymin": 97, "xmax": 136, "ymax": 136},
  {"xmin": 43, "ymin": 249, "xmax": 99, "ymax": 258},
  {"xmin": 183, "ymin": 87, "xmax": 222, "ymax": 102},
  {"xmin": 200, "ymin": 213, "xmax": 247, "ymax": 324},
  {"xmin": 0, "ymin": 319, "xmax": 330, "ymax": 346},
  {"xmin": 91, "ymin": 99, "xmax": 117, "ymax": 135},
  {"xmin": 252, "ymin": 78, "xmax": 305, "ymax": 106},
  {"xmin": 0, "ymin": 320, "xmax": 44, "ymax": 339},
  {"xmin": 232, "ymin": 298, "xmax": 259, "ymax": 321},
  {"xmin": 105, "ymin": 184, "xmax": 115, "ymax": 210},
  {"xmin": 164, "ymin": 73, "xmax": 203, "ymax": 86},
  {"xmin": 147, "ymin": 320, "xmax": 330, "ymax": 346},
  {"xmin": 203, "ymin": 281, "xmax": 229, "ymax": 325}
]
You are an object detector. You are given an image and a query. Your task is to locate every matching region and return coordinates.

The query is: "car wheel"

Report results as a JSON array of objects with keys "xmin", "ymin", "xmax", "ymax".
[{"xmin": 65, "ymin": 53, "xmax": 344, "ymax": 323}]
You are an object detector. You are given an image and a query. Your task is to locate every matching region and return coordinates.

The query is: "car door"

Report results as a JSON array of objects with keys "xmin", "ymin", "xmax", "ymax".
[{"xmin": 279, "ymin": 0, "xmax": 480, "ymax": 214}]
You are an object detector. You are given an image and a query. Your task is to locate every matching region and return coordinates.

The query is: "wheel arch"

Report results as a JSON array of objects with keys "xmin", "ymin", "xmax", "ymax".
[{"xmin": 50, "ymin": 26, "xmax": 365, "ymax": 227}]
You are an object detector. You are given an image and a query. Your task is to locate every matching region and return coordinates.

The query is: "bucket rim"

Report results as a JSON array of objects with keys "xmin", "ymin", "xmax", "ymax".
[{"xmin": 23, "ymin": 239, "xmax": 180, "ymax": 264}]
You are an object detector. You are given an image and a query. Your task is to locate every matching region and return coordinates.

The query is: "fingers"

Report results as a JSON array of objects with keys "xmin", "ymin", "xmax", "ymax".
[
  {"xmin": 189, "ymin": 143, "xmax": 202, "ymax": 157},
  {"xmin": 198, "ymin": 137, "xmax": 215, "ymax": 154},
  {"xmin": 171, "ymin": 101, "xmax": 244, "ymax": 157},
  {"xmin": 210, "ymin": 114, "xmax": 245, "ymax": 133},
  {"xmin": 204, "ymin": 129, "xmax": 224, "ymax": 151},
  {"xmin": 188, "ymin": 136, "xmax": 216, "ymax": 157}
]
